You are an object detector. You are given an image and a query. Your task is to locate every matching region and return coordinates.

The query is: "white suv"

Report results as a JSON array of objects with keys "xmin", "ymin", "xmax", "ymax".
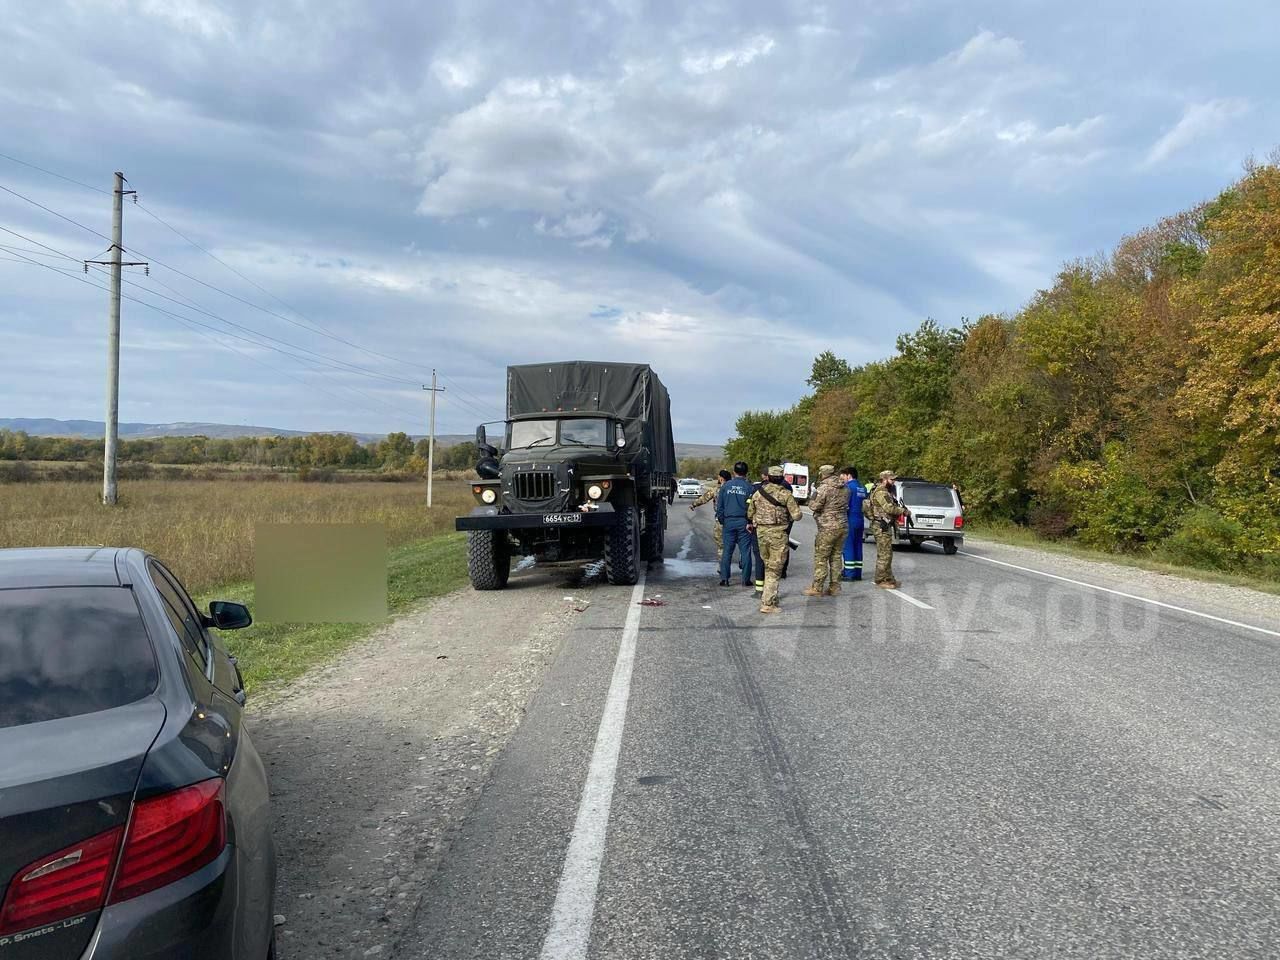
[{"xmin": 893, "ymin": 479, "xmax": 964, "ymax": 554}]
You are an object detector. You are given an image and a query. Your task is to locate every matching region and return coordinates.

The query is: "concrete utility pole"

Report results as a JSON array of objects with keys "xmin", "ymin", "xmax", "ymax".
[
  {"xmin": 424, "ymin": 372, "xmax": 445, "ymax": 507},
  {"xmin": 85, "ymin": 172, "xmax": 146, "ymax": 505}
]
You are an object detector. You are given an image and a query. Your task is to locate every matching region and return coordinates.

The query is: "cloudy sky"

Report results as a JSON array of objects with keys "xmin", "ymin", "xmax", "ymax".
[{"xmin": 1, "ymin": 0, "xmax": 1275, "ymax": 442}]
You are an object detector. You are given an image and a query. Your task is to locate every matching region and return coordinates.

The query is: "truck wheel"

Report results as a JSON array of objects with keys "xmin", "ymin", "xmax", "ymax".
[
  {"xmin": 942, "ymin": 539, "xmax": 959, "ymax": 555},
  {"xmin": 467, "ymin": 530, "xmax": 511, "ymax": 590},
  {"xmin": 605, "ymin": 504, "xmax": 640, "ymax": 585},
  {"xmin": 642, "ymin": 498, "xmax": 666, "ymax": 563}
]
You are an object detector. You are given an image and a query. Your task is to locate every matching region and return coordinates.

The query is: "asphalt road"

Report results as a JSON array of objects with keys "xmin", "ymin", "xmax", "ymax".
[{"xmin": 401, "ymin": 505, "xmax": 1280, "ymax": 959}]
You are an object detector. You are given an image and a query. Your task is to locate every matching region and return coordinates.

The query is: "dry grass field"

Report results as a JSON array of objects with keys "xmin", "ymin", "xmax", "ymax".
[{"xmin": 0, "ymin": 479, "xmax": 475, "ymax": 592}]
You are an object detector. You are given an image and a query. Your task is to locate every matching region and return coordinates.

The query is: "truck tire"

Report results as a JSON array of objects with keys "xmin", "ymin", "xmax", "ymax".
[
  {"xmin": 605, "ymin": 504, "xmax": 641, "ymax": 586},
  {"xmin": 642, "ymin": 497, "xmax": 666, "ymax": 563},
  {"xmin": 467, "ymin": 530, "xmax": 511, "ymax": 590}
]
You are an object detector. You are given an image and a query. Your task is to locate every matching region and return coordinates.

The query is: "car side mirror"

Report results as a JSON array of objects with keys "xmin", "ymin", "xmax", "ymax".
[{"xmin": 207, "ymin": 600, "xmax": 252, "ymax": 630}]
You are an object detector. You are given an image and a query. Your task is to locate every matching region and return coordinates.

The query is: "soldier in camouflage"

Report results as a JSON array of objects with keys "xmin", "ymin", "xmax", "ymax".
[
  {"xmin": 690, "ymin": 470, "xmax": 733, "ymax": 558},
  {"xmin": 804, "ymin": 464, "xmax": 851, "ymax": 597},
  {"xmin": 747, "ymin": 466, "xmax": 803, "ymax": 614},
  {"xmin": 870, "ymin": 469, "xmax": 907, "ymax": 588}
]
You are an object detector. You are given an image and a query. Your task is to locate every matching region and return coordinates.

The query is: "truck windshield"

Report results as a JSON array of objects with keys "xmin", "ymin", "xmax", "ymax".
[
  {"xmin": 559, "ymin": 419, "xmax": 608, "ymax": 446},
  {"xmin": 509, "ymin": 420, "xmax": 560, "ymax": 448},
  {"xmin": 509, "ymin": 418, "xmax": 608, "ymax": 448}
]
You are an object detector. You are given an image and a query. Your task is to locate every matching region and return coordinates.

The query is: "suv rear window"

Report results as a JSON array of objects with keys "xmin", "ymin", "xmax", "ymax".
[
  {"xmin": 899, "ymin": 484, "xmax": 957, "ymax": 508},
  {"xmin": 0, "ymin": 587, "xmax": 159, "ymax": 729}
]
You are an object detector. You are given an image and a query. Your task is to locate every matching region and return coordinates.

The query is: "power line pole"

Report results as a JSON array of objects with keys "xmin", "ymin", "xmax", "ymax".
[
  {"xmin": 424, "ymin": 372, "xmax": 445, "ymax": 507},
  {"xmin": 86, "ymin": 171, "xmax": 145, "ymax": 505}
]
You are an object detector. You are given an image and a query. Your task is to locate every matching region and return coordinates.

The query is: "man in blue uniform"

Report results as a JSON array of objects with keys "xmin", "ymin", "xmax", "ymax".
[
  {"xmin": 716, "ymin": 461, "xmax": 755, "ymax": 587},
  {"xmin": 840, "ymin": 466, "xmax": 867, "ymax": 581}
]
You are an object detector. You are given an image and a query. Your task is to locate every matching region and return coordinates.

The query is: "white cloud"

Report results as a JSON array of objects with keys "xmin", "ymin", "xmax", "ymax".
[
  {"xmin": 1144, "ymin": 98, "xmax": 1250, "ymax": 167},
  {"xmin": 954, "ymin": 30, "xmax": 1024, "ymax": 66},
  {"xmin": 681, "ymin": 35, "xmax": 776, "ymax": 75}
]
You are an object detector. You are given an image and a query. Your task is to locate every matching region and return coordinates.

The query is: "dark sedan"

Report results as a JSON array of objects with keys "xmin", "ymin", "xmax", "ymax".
[{"xmin": 0, "ymin": 547, "xmax": 275, "ymax": 959}]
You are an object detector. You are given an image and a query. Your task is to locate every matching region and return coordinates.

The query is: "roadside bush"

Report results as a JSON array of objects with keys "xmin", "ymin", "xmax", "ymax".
[
  {"xmin": 1157, "ymin": 506, "xmax": 1249, "ymax": 571},
  {"xmin": 1028, "ymin": 503, "xmax": 1072, "ymax": 540},
  {"xmin": 0, "ymin": 461, "xmax": 34, "ymax": 483},
  {"xmin": 296, "ymin": 466, "xmax": 336, "ymax": 483},
  {"xmin": 117, "ymin": 462, "xmax": 154, "ymax": 480}
]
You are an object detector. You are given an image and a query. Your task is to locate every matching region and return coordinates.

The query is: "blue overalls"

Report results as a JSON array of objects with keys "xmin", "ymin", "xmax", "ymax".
[
  {"xmin": 716, "ymin": 476, "xmax": 755, "ymax": 585},
  {"xmin": 842, "ymin": 480, "xmax": 867, "ymax": 580}
]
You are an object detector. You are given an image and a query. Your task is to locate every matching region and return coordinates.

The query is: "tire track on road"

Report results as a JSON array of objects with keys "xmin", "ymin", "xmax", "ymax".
[{"xmin": 713, "ymin": 603, "xmax": 862, "ymax": 959}]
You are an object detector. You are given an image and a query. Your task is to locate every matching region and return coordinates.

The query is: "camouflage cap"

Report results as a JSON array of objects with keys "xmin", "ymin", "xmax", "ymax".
[
  {"xmin": 767, "ymin": 465, "xmax": 784, "ymax": 479},
  {"xmin": 879, "ymin": 469, "xmax": 896, "ymax": 481},
  {"xmin": 818, "ymin": 464, "xmax": 836, "ymax": 478}
]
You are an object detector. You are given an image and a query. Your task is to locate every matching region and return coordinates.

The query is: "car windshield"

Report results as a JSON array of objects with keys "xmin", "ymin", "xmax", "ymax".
[
  {"xmin": 899, "ymin": 484, "xmax": 956, "ymax": 508},
  {"xmin": 509, "ymin": 419, "xmax": 560, "ymax": 448},
  {"xmin": 0, "ymin": 586, "xmax": 159, "ymax": 728}
]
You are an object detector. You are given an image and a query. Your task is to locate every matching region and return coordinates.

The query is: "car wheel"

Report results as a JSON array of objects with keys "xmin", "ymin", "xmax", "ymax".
[
  {"xmin": 942, "ymin": 539, "xmax": 959, "ymax": 555},
  {"xmin": 908, "ymin": 536, "xmax": 925, "ymax": 549}
]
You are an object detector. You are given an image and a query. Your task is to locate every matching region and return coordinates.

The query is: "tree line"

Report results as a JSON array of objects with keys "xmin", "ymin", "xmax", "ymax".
[
  {"xmin": 726, "ymin": 158, "xmax": 1280, "ymax": 575},
  {"xmin": 0, "ymin": 429, "xmax": 478, "ymax": 473}
]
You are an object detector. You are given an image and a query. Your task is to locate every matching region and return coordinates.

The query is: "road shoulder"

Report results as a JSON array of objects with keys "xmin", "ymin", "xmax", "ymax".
[
  {"xmin": 249, "ymin": 576, "xmax": 581, "ymax": 959},
  {"xmin": 962, "ymin": 536, "xmax": 1280, "ymax": 630}
]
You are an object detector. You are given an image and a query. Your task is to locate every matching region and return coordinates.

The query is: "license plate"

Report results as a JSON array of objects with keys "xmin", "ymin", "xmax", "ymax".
[
  {"xmin": 543, "ymin": 513, "xmax": 583, "ymax": 525},
  {"xmin": 916, "ymin": 517, "xmax": 942, "ymax": 528}
]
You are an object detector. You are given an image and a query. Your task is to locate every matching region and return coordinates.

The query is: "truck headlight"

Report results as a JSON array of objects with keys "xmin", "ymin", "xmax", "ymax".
[
  {"xmin": 481, "ymin": 488, "xmax": 497, "ymax": 504},
  {"xmin": 587, "ymin": 484, "xmax": 604, "ymax": 500}
]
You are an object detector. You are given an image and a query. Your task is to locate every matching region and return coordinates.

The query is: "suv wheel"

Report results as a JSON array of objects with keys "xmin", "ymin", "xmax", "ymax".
[
  {"xmin": 942, "ymin": 539, "xmax": 959, "ymax": 556},
  {"xmin": 605, "ymin": 504, "xmax": 640, "ymax": 585},
  {"xmin": 467, "ymin": 530, "xmax": 511, "ymax": 590}
]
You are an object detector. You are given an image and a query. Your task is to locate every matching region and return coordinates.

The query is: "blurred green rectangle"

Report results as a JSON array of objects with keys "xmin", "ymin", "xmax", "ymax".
[{"xmin": 255, "ymin": 523, "xmax": 387, "ymax": 623}]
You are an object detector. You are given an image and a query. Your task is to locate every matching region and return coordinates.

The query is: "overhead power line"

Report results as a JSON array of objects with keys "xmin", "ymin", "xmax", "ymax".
[
  {"xmin": 133, "ymin": 200, "xmax": 441, "ymax": 378},
  {"xmin": 2, "ymin": 247, "xmax": 423, "ymax": 425},
  {"xmin": 0, "ymin": 182, "xmax": 113, "ymax": 243},
  {"xmin": 0, "ymin": 152, "xmax": 107, "ymax": 194}
]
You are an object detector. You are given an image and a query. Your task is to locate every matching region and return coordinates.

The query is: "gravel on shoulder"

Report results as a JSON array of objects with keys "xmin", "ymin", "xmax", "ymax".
[{"xmin": 249, "ymin": 569, "xmax": 587, "ymax": 959}]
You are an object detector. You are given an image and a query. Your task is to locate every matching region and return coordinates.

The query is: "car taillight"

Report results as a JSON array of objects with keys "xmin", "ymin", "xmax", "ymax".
[
  {"xmin": 954, "ymin": 515, "xmax": 964, "ymax": 528},
  {"xmin": 0, "ymin": 827, "xmax": 123, "ymax": 935},
  {"xmin": 897, "ymin": 515, "xmax": 907, "ymax": 526},
  {"xmin": 109, "ymin": 779, "xmax": 227, "ymax": 904}
]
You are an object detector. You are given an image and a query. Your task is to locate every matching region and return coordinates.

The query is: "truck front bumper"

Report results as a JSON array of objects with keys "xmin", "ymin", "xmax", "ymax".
[{"xmin": 455, "ymin": 504, "xmax": 619, "ymax": 532}]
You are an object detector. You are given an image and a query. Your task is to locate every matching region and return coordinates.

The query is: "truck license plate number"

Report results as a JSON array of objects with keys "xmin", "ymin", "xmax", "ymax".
[{"xmin": 543, "ymin": 513, "xmax": 583, "ymax": 525}]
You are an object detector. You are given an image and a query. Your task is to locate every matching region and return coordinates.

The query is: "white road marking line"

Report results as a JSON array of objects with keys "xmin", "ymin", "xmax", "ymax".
[
  {"xmin": 539, "ymin": 572, "xmax": 648, "ymax": 960},
  {"xmin": 965, "ymin": 552, "xmax": 1280, "ymax": 640},
  {"xmin": 889, "ymin": 588, "xmax": 933, "ymax": 610}
]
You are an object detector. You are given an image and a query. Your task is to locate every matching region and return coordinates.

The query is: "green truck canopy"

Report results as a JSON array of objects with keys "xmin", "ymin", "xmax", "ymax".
[{"xmin": 506, "ymin": 361, "xmax": 676, "ymax": 475}]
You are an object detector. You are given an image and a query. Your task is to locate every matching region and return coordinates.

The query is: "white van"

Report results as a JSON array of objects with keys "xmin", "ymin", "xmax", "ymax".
[{"xmin": 782, "ymin": 462, "xmax": 810, "ymax": 501}]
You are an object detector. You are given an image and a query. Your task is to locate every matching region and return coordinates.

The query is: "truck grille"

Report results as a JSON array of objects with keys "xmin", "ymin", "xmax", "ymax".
[{"xmin": 513, "ymin": 471, "xmax": 556, "ymax": 501}]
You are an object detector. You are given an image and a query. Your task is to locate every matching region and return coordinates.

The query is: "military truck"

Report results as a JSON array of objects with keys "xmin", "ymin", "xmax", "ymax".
[{"xmin": 455, "ymin": 361, "xmax": 676, "ymax": 589}]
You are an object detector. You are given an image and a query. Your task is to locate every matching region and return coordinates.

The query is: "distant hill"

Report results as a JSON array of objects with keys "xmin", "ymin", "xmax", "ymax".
[{"xmin": 0, "ymin": 418, "xmax": 722, "ymax": 458}]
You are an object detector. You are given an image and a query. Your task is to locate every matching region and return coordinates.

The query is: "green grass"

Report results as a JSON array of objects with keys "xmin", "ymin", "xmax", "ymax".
[
  {"xmin": 195, "ymin": 533, "xmax": 469, "ymax": 696},
  {"xmin": 969, "ymin": 519, "xmax": 1280, "ymax": 598}
]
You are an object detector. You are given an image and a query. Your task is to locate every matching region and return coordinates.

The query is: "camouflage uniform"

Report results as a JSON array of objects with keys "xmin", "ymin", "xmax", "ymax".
[
  {"xmin": 747, "ymin": 475, "xmax": 803, "ymax": 612},
  {"xmin": 689, "ymin": 483, "xmax": 724, "ymax": 554},
  {"xmin": 869, "ymin": 481, "xmax": 906, "ymax": 586},
  {"xmin": 807, "ymin": 472, "xmax": 850, "ymax": 595}
]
